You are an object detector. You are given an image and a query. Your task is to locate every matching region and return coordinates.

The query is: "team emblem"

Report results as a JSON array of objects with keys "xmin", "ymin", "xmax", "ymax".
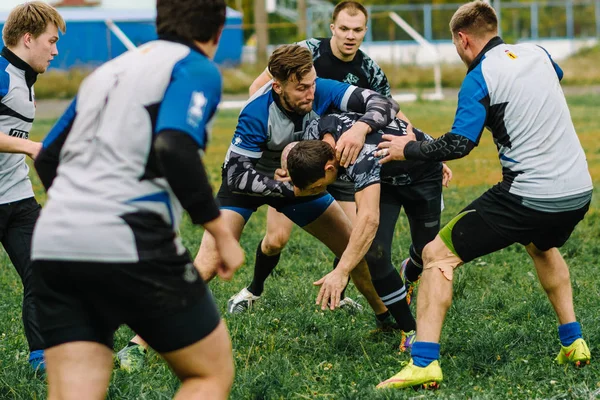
[
  {"xmin": 344, "ymin": 73, "xmax": 359, "ymax": 85},
  {"xmin": 187, "ymin": 91, "xmax": 207, "ymax": 128}
]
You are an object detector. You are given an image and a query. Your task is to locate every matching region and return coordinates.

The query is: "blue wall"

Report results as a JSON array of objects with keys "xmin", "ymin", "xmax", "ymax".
[{"xmin": 0, "ymin": 10, "xmax": 243, "ymax": 68}]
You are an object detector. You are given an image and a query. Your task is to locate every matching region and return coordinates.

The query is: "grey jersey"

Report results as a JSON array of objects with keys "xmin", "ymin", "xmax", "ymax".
[
  {"xmin": 0, "ymin": 47, "xmax": 36, "ymax": 203},
  {"xmin": 452, "ymin": 38, "xmax": 592, "ymax": 209},
  {"xmin": 32, "ymin": 40, "xmax": 222, "ymax": 262}
]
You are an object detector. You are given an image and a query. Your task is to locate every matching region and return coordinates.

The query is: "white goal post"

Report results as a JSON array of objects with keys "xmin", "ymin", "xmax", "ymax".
[{"xmin": 388, "ymin": 11, "xmax": 444, "ymax": 101}]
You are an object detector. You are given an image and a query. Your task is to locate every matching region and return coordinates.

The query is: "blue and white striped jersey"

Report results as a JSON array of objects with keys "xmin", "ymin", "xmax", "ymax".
[
  {"xmin": 32, "ymin": 39, "xmax": 221, "ymax": 262},
  {"xmin": 452, "ymin": 37, "xmax": 592, "ymax": 206},
  {"xmin": 226, "ymin": 77, "xmax": 356, "ymax": 176},
  {"xmin": 0, "ymin": 47, "xmax": 37, "ymax": 204}
]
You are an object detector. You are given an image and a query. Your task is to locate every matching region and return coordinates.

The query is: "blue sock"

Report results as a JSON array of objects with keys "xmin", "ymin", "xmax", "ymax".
[
  {"xmin": 28, "ymin": 350, "xmax": 45, "ymax": 372},
  {"xmin": 558, "ymin": 322, "xmax": 582, "ymax": 346},
  {"xmin": 412, "ymin": 341, "xmax": 440, "ymax": 367}
]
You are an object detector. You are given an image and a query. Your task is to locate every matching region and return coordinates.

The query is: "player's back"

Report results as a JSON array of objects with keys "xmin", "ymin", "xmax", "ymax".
[
  {"xmin": 33, "ymin": 40, "xmax": 213, "ymax": 262},
  {"xmin": 478, "ymin": 42, "xmax": 592, "ymax": 199}
]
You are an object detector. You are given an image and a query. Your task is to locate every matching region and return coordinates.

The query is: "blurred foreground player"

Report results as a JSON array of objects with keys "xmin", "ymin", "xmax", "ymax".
[{"xmin": 31, "ymin": 0, "xmax": 244, "ymax": 398}]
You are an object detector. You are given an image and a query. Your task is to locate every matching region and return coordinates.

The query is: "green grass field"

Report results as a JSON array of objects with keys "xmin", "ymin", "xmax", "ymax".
[{"xmin": 1, "ymin": 95, "xmax": 599, "ymax": 399}]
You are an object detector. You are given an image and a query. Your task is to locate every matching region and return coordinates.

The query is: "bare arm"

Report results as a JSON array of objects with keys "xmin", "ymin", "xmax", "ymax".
[
  {"xmin": 314, "ymin": 184, "xmax": 381, "ymax": 310},
  {"xmin": 0, "ymin": 133, "xmax": 41, "ymax": 159},
  {"xmin": 202, "ymin": 215, "xmax": 245, "ymax": 281},
  {"xmin": 248, "ymin": 69, "xmax": 272, "ymax": 97}
]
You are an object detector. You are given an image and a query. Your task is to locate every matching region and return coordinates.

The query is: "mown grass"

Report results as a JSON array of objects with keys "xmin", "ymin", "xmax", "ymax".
[{"xmin": 1, "ymin": 95, "xmax": 599, "ymax": 399}]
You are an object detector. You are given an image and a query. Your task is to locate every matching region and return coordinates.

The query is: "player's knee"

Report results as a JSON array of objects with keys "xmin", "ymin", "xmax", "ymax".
[
  {"xmin": 422, "ymin": 241, "xmax": 440, "ymax": 266},
  {"xmin": 262, "ymin": 232, "xmax": 289, "ymax": 255}
]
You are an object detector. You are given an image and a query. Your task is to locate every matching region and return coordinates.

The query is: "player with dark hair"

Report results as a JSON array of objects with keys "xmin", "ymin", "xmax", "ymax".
[
  {"xmin": 376, "ymin": 0, "xmax": 592, "ymax": 390},
  {"xmin": 284, "ymin": 112, "xmax": 446, "ymax": 351},
  {"xmin": 31, "ymin": 0, "xmax": 244, "ymax": 398},
  {"xmin": 0, "ymin": 1, "xmax": 65, "ymax": 372}
]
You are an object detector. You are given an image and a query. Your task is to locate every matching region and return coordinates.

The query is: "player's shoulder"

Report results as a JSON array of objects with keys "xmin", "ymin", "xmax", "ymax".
[
  {"xmin": 0, "ymin": 57, "xmax": 10, "ymax": 96},
  {"xmin": 172, "ymin": 47, "xmax": 220, "ymax": 80},
  {"xmin": 358, "ymin": 48, "xmax": 383, "ymax": 70},
  {"xmin": 239, "ymin": 89, "xmax": 273, "ymax": 123}
]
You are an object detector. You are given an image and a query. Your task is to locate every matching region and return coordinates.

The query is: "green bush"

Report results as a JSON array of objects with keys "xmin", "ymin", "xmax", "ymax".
[{"xmin": 34, "ymin": 68, "xmax": 91, "ymax": 99}]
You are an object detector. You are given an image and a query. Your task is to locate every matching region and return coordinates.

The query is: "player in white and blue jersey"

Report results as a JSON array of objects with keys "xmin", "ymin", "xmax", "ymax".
[
  {"xmin": 0, "ymin": 1, "xmax": 65, "ymax": 372},
  {"xmin": 376, "ymin": 1, "xmax": 593, "ymax": 390},
  {"xmin": 194, "ymin": 44, "xmax": 400, "ymax": 318},
  {"xmin": 31, "ymin": 1, "xmax": 243, "ymax": 397}
]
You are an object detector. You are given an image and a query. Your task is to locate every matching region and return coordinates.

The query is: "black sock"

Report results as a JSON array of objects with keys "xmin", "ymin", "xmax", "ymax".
[
  {"xmin": 372, "ymin": 270, "xmax": 416, "ymax": 332},
  {"xmin": 405, "ymin": 246, "xmax": 424, "ymax": 283},
  {"xmin": 332, "ymin": 257, "xmax": 350, "ymax": 300},
  {"xmin": 376, "ymin": 310, "xmax": 391, "ymax": 321},
  {"xmin": 405, "ymin": 259, "xmax": 423, "ymax": 283},
  {"xmin": 247, "ymin": 240, "xmax": 281, "ymax": 296}
]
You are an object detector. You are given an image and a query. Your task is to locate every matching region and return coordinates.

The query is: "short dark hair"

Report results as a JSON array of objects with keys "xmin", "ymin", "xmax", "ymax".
[
  {"xmin": 332, "ymin": 1, "xmax": 368, "ymax": 23},
  {"xmin": 156, "ymin": 0, "xmax": 226, "ymax": 43},
  {"xmin": 287, "ymin": 141, "xmax": 335, "ymax": 190},
  {"xmin": 450, "ymin": 1, "xmax": 497, "ymax": 38},
  {"xmin": 268, "ymin": 45, "xmax": 313, "ymax": 84}
]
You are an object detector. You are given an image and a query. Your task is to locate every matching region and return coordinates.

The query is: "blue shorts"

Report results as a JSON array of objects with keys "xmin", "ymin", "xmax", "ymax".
[{"xmin": 216, "ymin": 180, "xmax": 334, "ymax": 227}]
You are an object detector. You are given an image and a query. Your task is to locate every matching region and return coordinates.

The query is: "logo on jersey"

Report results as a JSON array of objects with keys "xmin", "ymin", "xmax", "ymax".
[
  {"xmin": 344, "ymin": 73, "xmax": 359, "ymax": 85},
  {"xmin": 8, "ymin": 128, "xmax": 29, "ymax": 139},
  {"xmin": 187, "ymin": 91, "xmax": 207, "ymax": 128},
  {"xmin": 504, "ymin": 50, "xmax": 518, "ymax": 59}
]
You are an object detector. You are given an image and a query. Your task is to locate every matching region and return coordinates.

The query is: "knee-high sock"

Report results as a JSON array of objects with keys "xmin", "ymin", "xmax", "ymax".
[
  {"xmin": 248, "ymin": 240, "xmax": 281, "ymax": 296},
  {"xmin": 405, "ymin": 245, "xmax": 424, "ymax": 283},
  {"xmin": 372, "ymin": 270, "xmax": 416, "ymax": 332}
]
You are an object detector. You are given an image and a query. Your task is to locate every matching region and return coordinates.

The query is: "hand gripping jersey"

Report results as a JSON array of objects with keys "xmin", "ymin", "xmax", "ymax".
[
  {"xmin": 223, "ymin": 79, "xmax": 398, "ymax": 198},
  {"xmin": 32, "ymin": 39, "xmax": 221, "ymax": 262},
  {"xmin": 451, "ymin": 37, "xmax": 592, "ymax": 210},
  {"xmin": 303, "ymin": 112, "xmax": 440, "ymax": 190},
  {"xmin": 0, "ymin": 47, "xmax": 37, "ymax": 203},
  {"xmin": 298, "ymin": 38, "xmax": 391, "ymax": 97}
]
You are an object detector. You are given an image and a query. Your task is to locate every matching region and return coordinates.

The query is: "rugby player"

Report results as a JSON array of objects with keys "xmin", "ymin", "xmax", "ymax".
[
  {"xmin": 284, "ymin": 112, "xmax": 447, "ymax": 350},
  {"xmin": 0, "ymin": 1, "xmax": 65, "ymax": 371},
  {"xmin": 375, "ymin": 1, "xmax": 593, "ymax": 390},
  {"xmin": 31, "ymin": 0, "xmax": 244, "ymax": 398}
]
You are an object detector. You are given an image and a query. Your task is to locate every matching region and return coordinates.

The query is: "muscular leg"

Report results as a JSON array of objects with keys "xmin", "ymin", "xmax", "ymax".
[
  {"xmin": 415, "ymin": 236, "xmax": 460, "ymax": 343},
  {"xmin": 194, "ymin": 210, "xmax": 247, "ymax": 282},
  {"xmin": 247, "ymin": 207, "xmax": 294, "ymax": 296},
  {"xmin": 525, "ymin": 244, "xmax": 576, "ymax": 325},
  {"xmin": 46, "ymin": 342, "xmax": 113, "ymax": 400},
  {"xmin": 161, "ymin": 322, "xmax": 234, "ymax": 400},
  {"xmin": 302, "ymin": 201, "xmax": 386, "ymax": 315},
  {"xmin": 366, "ymin": 201, "xmax": 415, "ymax": 331}
]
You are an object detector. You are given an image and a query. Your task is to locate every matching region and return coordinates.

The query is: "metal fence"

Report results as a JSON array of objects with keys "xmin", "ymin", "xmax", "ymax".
[{"xmin": 305, "ymin": 0, "xmax": 600, "ymax": 43}]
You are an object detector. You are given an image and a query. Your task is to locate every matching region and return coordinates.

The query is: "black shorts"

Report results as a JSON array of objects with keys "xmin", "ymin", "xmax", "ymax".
[
  {"xmin": 440, "ymin": 185, "xmax": 590, "ymax": 263},
  {"xmin": 380, "ymin": 166, "xmax": 443, "ymax": 254},
  {"xmin": 326, "ymin": 178, "xmax": 355, "ymax": 202},
  {"xmin": 32, "ymin": 253, "xmax": 220, "ymax": 353},
  {"xmin": 216, "ymin": 179, "xmax": 334, "ymax": 227}
]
